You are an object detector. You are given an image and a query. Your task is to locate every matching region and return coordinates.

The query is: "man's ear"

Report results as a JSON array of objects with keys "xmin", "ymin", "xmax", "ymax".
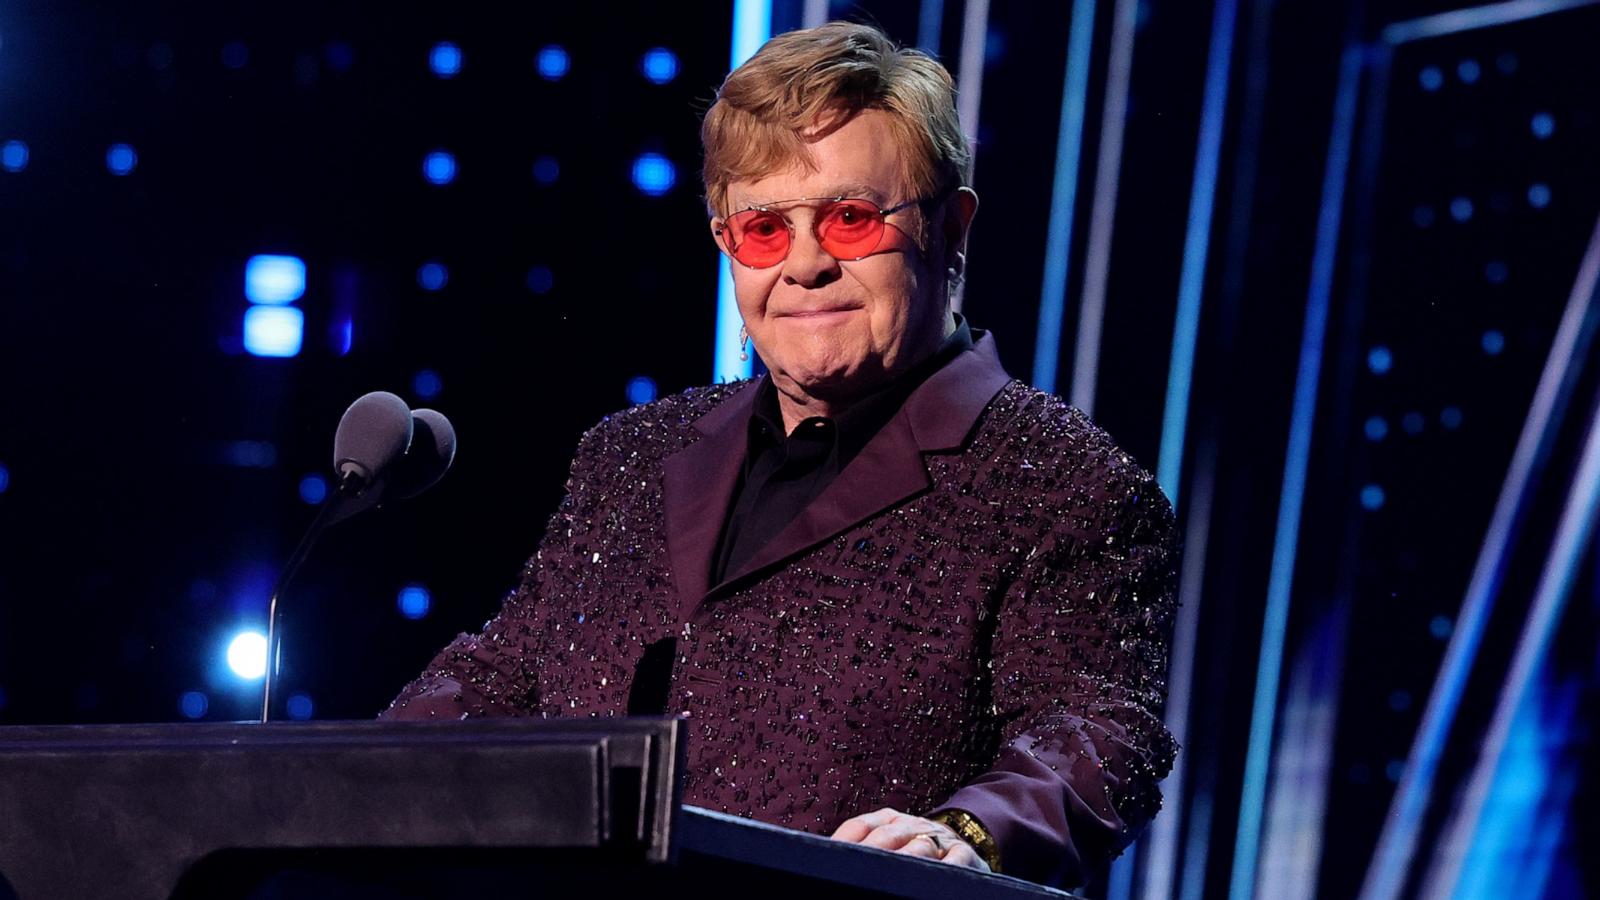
[{"xmin": 941, "ymin": 186, "xmax": 979, "ymax": 280}]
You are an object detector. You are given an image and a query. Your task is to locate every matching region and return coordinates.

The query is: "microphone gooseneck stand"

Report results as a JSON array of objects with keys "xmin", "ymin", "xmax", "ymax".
[{"xmin": 260, "ymin": 469, "xmax": 368, "ymax": 724}]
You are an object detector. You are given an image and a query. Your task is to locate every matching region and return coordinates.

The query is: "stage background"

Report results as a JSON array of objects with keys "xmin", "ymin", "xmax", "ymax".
[{"xmin": 0, "ymin": 2, "xmax": 1595, "ymax": 899}]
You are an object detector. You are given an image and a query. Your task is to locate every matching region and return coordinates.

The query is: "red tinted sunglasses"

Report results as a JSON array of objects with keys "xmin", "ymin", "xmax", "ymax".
[{"xmin": 714, "ymin": 185, "xmax": 954, "ymax": 269}]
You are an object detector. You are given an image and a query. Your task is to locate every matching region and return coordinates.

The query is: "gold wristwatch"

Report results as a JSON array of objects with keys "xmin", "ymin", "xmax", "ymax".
[{"xmin": 927, "ymin": 808, "xmax": 1002, "ymax": 873}]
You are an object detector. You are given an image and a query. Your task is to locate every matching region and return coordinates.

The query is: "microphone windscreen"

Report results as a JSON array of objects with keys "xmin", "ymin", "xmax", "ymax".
[
  {"xmin": 392, "ymin": 409, "xmax": 457, "ymax": 500},
  {"xmin": 332, "ymin": 391, "xmax": 414, "ymax": 487}
]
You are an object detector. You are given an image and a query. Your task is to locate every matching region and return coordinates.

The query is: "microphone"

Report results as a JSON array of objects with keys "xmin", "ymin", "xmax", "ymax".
[
  {"xmin": 390, "ymin": 409, "xmax": 457, "ymax": 500},
  {"xmin": 262, "ymin": 393, "xmax": 453, "ymax": 723},
  {"xmin": 327, "ymin": 391, "xmax": 415, "ymax": 524}
]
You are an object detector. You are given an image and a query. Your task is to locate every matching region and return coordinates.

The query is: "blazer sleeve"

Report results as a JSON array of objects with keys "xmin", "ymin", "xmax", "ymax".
[
  {"xmin": 378, "ymin": 422, "xmax": 611, "ymax": 720},
  {"xmin": 928, "ymin": 454, "xmax": 1180, "ymax": 889}
]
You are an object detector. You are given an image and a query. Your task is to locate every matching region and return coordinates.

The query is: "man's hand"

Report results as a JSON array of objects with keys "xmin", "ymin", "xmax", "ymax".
[{"xmin": 829, "ymin": 807, "xmax": 991, "ymax": 872}]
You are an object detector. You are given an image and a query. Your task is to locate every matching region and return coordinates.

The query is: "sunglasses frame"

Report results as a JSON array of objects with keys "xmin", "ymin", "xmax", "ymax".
[{"xmin": 713, "ymin": 183, "xmax": 956, "ymax": 270}]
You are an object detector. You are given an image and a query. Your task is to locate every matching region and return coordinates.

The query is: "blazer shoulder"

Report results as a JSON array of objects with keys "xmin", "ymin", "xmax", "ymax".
[
  {"xmin": 980, "ymin": 382, "xmax": 1174, "ymax": 529},
  {"xmin": 574, "ymin": 380, "xmax": 756, "ymax": 461}
]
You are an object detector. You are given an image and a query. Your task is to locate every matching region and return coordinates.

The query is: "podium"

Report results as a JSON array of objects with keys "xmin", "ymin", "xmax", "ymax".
[{"xmin": 0, "ymin": 720, "xmax": 1077, "ymax": 899}]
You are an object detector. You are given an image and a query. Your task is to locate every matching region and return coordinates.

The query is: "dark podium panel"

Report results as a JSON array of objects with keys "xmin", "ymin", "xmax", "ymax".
[{"xmin": 0, "ymin": 720, "xmax": 1077, "ymax": 900}]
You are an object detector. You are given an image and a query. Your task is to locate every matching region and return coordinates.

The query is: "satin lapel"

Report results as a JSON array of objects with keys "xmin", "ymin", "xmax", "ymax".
[
  {"xmin": 661, "ymin": 383, "xmax": 758, "ymax": 618},
  {"xmin": 688, "ymin": 331, "xmax": 1014, "ymax": 606},
  {"xmin": 708, "ymin": 409, "xmax": 929, "ymax": 596}
]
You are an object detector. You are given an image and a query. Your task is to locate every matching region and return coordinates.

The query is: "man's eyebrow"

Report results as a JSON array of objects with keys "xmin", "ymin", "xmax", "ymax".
[{"xmin": 738, "ymin": 182, "xmax": 889, "ymax": 208}]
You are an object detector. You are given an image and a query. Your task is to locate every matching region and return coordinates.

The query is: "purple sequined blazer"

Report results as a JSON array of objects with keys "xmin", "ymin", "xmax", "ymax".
[{"xmin": 382, "ymin": 332, "xmax": 1180, "ymax": 889}]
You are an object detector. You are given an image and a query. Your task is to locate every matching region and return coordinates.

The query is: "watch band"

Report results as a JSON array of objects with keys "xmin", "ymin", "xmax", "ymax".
[{"xmin": 927, "ymin": 807, "xmax": 1002, "ymax": 873}]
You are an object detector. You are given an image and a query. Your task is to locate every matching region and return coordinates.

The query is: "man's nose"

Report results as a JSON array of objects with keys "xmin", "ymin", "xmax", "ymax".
[{"xmin": 781, "ymin": 224, "xmax": 841, "ymax": 288}]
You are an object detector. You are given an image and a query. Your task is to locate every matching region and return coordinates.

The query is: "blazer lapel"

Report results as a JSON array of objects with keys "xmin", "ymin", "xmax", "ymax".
[
  {"xmin": 702, "ymin": 332, "xmax": 1015, "ymax": 601},
  {"xmin": 661, "ymin": 383, "xmax": 758, "ymax": 617}
]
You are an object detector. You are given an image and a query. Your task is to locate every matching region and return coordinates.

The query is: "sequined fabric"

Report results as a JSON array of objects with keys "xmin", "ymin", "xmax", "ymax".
[{"xmin": 382, "ymin": 344, "xmax": 1179, "ymax": 889}]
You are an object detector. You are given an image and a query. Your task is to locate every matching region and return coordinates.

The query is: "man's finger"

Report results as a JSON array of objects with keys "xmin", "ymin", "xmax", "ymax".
[
  {"xmin": 938, "ymin": 841, "xmax": 989, "ymax": 871},
  {"xmin": 859, "ymin": 821, "xmax": 924, "ymax": 851},
  {"xmin": 894, "ymin": 833, "xmax": 945, "ymax": 860},
  {"xmin": 830, "ymin": 808, "xmax": 902, "ymax": 842}
]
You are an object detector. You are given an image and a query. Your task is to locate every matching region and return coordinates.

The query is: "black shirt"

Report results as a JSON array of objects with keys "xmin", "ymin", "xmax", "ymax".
[{"xmin": 709, "ymin": 316, "xmax": 974, "ymax": 586}]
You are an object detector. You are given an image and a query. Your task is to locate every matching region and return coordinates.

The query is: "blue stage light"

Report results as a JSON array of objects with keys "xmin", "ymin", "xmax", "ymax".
[
  {"xmin": 1361, "ymin": 484, "xmax": 1386, "ymax": 511},
  {"xmin": 106, "ymin": 143, "xmax": 138, "ymax": 176},
  {"xmin": 1388, "ymin": 690, "xmax": 1412, "ymax": 711},
  {"xmin": 1530, "ymin": 111, "xmax": 1555, "ymax": 139},
  {"xmin": 1402, "ymin": 412, "xmax": 1426, "ymax": 434},
  {"xmin": 226, "ymin": 631, "xmax": 268, "ymax": 680},
  {"xmin": 1, "ymin": 140, "xmax": 28, "ymax": 172},
  {"xmin": 398, "ymin": 583, "xmax": 431, "ymax": 620},
  {"xmin": 222, "ymin": 41, "xmax": 249, "ymax": 69},
  {"xmin": 243, "ymin": 306, "xmax": 304, "ymax": 358},
  {"xmin": 1455, "ymin": 58, "xmax": 1480, "ymax": 84},
  {"xmin": 1484, "ymin": 260, "xmax": 1509, "ymax": 284},
  {"xmin": 286, "ymin": 693, "xmax": 314, "ymax": 720},
  {"xmin": 538, "ymin": 45, "xmax": 570, "ymax": 80},
  {"xmin": 0, "ymin": 462, "xmax": 8, "ymax": 493},
  {"xmin": 245, "ymin": 254, "xmax": 307, "ymax": 305},
  {"xmin": 424, "ymin": 150, "xmax": 456, "ymax": 185},
  {"xmin": 1364, "ymin": 416, "xmax": 1389, "ymax": 441},
  {"xmin": 417, "ymin": 261, "xmax": 448, "ymax": 291},
  {"xmin": 626, "ymin": 376, "xmax": 659, "ymax": 405},
  {"xmin": 332, "ymin": 314, "xmax": 353, "ymax": 356},
  {"xmin": 1367, "ymin": 346, "xmax": 1393, "ymax": 375},
  {"xmin": 1430, "ymin": 615, "xmax": 1453, "ymax": 639},
  {"xmin": 1449, "ymin": 197, "xmax": 1473, "ymax": 222},
  {"xmin": 641, "ymin": 47, "xmax": 679, "ymax": 84},
  {"xmin": 1527, "ymin": 182, "xmax": 1551, "ymax": 208},
  {"xmin": 1385, "ymin": 760, "xmax": 1405, "ymax": 783},
  {"xmin": 1440, "ymin": 406, "xmax": 1464, "ymax": 429},
  {"xmin": 413, "ymin": 369, "xmax": 442, "ymax": 400},
  {"xmin": 1495, "ymin": 52, "xmax": 1518, "ymax": 74},
  {"xmin": 430, "ymin": 42, "xmax": 462, "ymax": 77},
  {"xmin": 179, "ymin": 691, "xmax": 209, "ymax": 719},
  {"xmin": 222, "ymin": 440, "xmax": 278, "ymax": 469},
  {"xmin": 1411, "ymin": 205, "xmax": 1435, "ymax": 228},
  {"xmin": 631, "ymin": 152, "xmax": 676, "ymax": 196},
  {"xmin": 526, "ymin": 265, "xmax": 554, "ymax": 294},
  {"xmin": 299, "ymin": 474, "xmax": 328, "ymax": 505},
  {"xmin": 533, "ymin": 155, "xmax": 560, "ymax": 185},
  {"xmin": 1418, "ymin": 66, "xmax": 1443, "ymax": 91},
  {"xmin": 1481, "ymin": 329, "xmax": 1506, "ymax": 355},
  {"xmin": 324, "ymin": 41, "xmax": 355, "ymax": 73}
]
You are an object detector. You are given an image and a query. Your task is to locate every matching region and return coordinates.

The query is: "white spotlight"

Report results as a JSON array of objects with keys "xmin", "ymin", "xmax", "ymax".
[{"xmin": 226, "ymin": 631, "xmax": 269, "ymax": 680}]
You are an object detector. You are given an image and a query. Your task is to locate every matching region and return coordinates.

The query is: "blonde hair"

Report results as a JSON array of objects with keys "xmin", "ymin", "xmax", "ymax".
[{"xmin": 701, "ymin": 21, "xmax": 972, "ymax": 218}]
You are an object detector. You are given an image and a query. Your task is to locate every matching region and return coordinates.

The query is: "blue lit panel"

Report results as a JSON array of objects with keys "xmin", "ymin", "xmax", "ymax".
[
  {"xmin": 222, "ymin": 41, "xmax": 249, "ymax": 69},
  {"xmin": 714, "ymin": 0, "xmax": 773, "ymax": 385},
  {"xmin": 298, "ymin": 474, "xmax": 328, "ymax": 505},
  {"xmin": 526, "ymin": 265, "xmax": 554, "ymax": 294},
  {"xmin": 0, "ymin": 461, "xmax": 9, "ymax": 494},
  {"xmin": 243, "ymin": 306, "xmax": 304, "ymax": 358},
  {"xmin": 245, "ymin": 254, "xmax": 307, "ymax": 305}
]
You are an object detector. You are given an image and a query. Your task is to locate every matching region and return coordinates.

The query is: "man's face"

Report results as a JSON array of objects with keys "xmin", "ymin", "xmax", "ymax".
[{"xmin": 714, "ymin": 110, "xmax": 972, "ymax": 404}]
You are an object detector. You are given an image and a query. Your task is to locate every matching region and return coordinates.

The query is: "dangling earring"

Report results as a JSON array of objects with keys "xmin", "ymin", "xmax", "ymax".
[{"xmin": 739, "ymin": 324, "xmax": 750, "ymax": 362}]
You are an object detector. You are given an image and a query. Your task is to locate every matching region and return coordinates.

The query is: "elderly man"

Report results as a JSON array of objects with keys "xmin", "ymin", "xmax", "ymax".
[{"xmin": 383, "ymin": 21, "xmax": 1178, "ymax": 890}]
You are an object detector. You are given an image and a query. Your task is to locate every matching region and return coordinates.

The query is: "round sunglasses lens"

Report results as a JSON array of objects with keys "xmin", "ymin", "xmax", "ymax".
[
  {"xmin": 817, "ymin": 200, "xmax": 884, "ymax": 258},
  {"xmin": 727, "ymin": 209, "xmax": 789, "ymax": 267}
]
